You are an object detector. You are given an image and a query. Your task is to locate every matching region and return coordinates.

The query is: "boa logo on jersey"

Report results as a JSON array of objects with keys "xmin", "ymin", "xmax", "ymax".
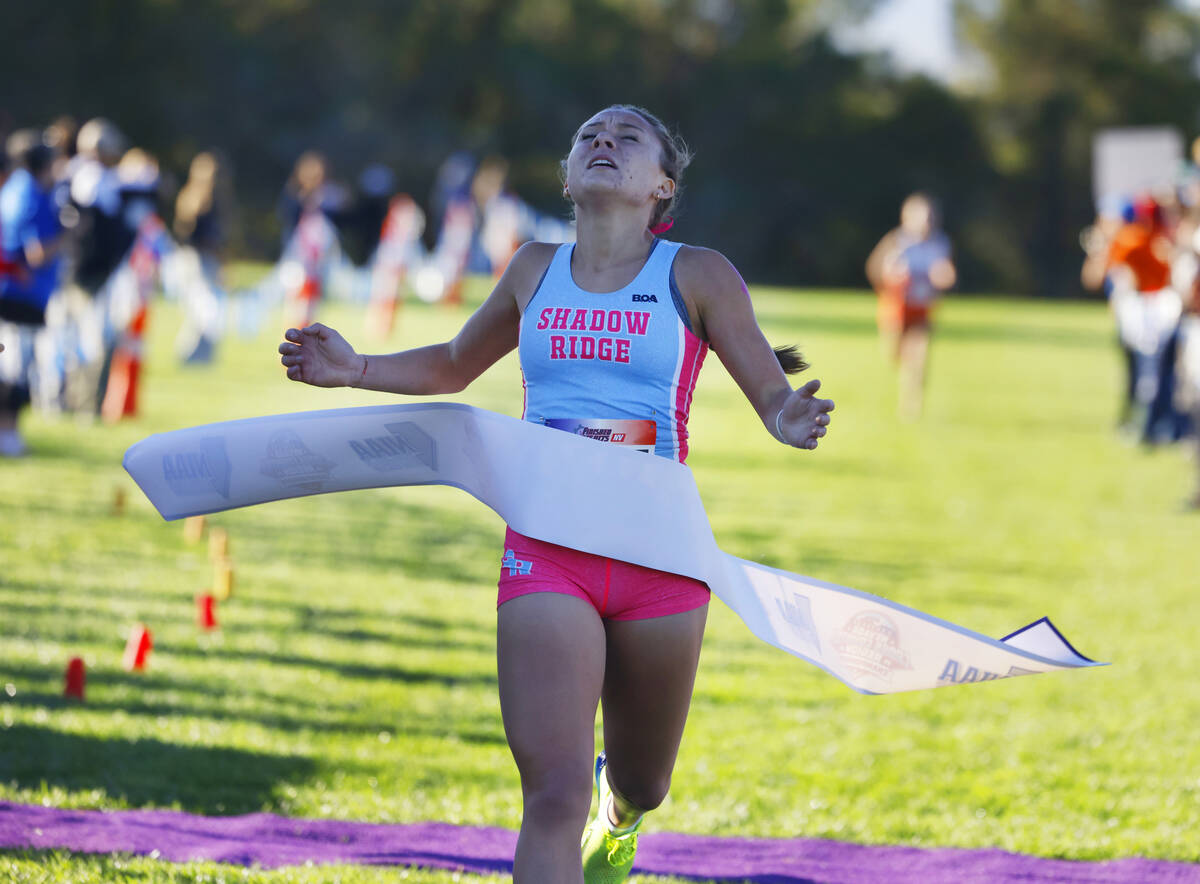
[
  {"xmin": 161, "ymin": 437, "xmax": 231, "ymax": 498},
  {"xmin": 631, "ymin": 294, "xmax": 657, "ymax": 303},
  {"xmin": 349, "ymin": 421, "xmax": 437, "ymax": 473},
  {"xmin": 832, "ymin": 611, "xmax": 913, "ymax": 684},
  {"xmin": 260, "ymin": 430, "xmax": 334, "ymax": 493}
]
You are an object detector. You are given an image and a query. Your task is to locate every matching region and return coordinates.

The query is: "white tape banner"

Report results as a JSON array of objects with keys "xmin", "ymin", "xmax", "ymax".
[{"xmin": 123, "ymin": 402, "xmax": 1103, "ymax": 694}]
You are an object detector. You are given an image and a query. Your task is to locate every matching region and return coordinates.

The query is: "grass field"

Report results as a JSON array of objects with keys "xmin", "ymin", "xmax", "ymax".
[{"xmin": 2, "ymin": 268, "xmax": 1198, "ymax": 882}]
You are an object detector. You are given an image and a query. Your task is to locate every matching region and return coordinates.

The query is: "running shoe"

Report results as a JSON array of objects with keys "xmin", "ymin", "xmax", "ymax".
[{"xmin": 581, "ymin": 752, "xmax": 640, "ymax": 883}]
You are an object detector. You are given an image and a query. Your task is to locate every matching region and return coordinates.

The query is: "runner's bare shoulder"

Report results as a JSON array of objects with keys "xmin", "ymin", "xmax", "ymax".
[{"xmin": 508, "ymin": 241, "xmax": 561, "ymax": 311}]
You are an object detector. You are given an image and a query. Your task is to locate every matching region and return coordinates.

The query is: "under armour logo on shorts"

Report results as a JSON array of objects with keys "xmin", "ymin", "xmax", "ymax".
[{"xmin": 502, "ymin": 549, "xmax": 533, "ymax": 576}]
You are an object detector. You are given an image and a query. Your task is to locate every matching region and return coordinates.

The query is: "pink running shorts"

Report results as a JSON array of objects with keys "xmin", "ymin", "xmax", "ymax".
[{"xmin": 497, "ymin": 527, "xmax": 710, "ymax": 621}]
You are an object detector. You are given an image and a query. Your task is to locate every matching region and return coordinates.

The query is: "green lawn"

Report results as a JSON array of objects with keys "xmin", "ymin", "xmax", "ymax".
[{"xmin": 1, "ymin": 268, "xmax": 1198, "ymax": 882}]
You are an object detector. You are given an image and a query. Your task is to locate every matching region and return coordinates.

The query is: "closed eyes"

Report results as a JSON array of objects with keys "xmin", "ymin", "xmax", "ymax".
[{"xmin": 577, "ymin": 132, "xmax": 641, "ymax": 142}]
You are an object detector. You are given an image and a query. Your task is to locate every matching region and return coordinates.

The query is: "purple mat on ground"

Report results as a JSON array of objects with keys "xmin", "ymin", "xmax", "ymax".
[{"xmin": 1, "ymin": 801, "xmax": 1197, "ymax": 883}]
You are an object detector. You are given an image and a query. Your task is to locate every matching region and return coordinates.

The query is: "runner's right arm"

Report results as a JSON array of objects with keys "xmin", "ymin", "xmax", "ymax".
[{"xmin": 279, "ymin": 243, "xmax": 549, "ymax": 394}]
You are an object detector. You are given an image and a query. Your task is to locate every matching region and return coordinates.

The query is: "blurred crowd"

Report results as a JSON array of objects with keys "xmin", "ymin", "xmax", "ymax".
[
  {"xmin": 267, "ymin": 149, "xmax": 572, "ymax": 335},
  {"xmin": 3, "ymin": 112, "xmax": 1195, "ymax": 509},
  {"xmin": 0, "ymin": 116, "xmax": 179, "ymax": 456},
  {"xmin": 0, "ymin": 114, "xmax": 571, "ymax": 458},
  {"xmin": 1080, "ymin": 137, "xmax": 1200, "ymax": 508}
]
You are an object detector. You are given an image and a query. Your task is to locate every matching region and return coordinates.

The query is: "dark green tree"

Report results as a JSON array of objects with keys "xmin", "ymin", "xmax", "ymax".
[{"xmin": 955, "ymin": 0, "xmax": 1200, "ymax": 294}]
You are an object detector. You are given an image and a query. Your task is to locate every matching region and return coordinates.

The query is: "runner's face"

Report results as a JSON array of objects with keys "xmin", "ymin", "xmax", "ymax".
[
  {"xmin": 901, "ymin": 198, "xmax": 932, "ymax": 237},
  {"xmin": 565, "ymin": 110, "xmax": 674, "ymax": 211}
]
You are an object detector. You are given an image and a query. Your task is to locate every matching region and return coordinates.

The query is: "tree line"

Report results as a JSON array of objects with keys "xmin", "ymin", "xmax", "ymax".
[{"xmin": 4, "ymin": 0, "xmax": 1199, "ymax": 295}]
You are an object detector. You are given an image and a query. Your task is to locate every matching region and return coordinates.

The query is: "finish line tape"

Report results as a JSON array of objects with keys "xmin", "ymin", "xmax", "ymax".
[{"xmin": 124, "ymin": 402, "xmax": 1103, "ymax": 694}]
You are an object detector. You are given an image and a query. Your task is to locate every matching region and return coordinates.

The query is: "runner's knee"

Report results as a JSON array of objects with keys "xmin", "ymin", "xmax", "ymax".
[
  {"xmin": 609, "ymin": 768, "xmax": 671, "ymax": 813},
  {"xmin": 519, "ymin": 763, "xmax": 593, "ymax": 826}
]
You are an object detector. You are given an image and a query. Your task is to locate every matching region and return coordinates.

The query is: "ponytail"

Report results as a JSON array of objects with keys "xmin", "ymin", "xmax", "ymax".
[{"xmin": 773, "ymin": 344, "xmax": 809, "ymax": 375}]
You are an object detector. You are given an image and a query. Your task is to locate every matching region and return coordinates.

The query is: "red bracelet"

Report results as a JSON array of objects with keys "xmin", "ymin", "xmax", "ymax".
[{"xmin": 354, "ymin": 356, "xmax": 368, "ymax": 387}]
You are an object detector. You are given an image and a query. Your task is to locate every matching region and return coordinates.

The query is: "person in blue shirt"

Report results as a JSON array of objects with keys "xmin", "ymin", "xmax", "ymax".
[{"xmin": 0, "ymin": 133, "xmax": 62, "ymax": 456}]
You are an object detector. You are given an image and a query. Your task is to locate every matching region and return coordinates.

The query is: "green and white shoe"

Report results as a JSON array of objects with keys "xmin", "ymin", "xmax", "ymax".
[{"xmin": 581, "ymin": 752, "xmax": 641, "ymax": 883}]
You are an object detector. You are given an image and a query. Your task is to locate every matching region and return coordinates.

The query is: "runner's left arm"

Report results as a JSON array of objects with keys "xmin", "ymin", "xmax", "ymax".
[{"xmin": 674, "ymin": 246, "xmax": 833, "ymax": 450}]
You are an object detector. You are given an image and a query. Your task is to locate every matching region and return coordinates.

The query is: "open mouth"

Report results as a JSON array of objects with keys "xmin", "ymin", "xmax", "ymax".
[{"xmin": 588, "ymin": 157, "xmax": 617, "ymax": 169}]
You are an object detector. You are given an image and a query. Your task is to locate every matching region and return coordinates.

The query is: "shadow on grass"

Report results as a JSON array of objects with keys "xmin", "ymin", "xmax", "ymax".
[
  {"xmin": 162, "ymin": 645, "xmax": 498, "ymax": 688},
  {"xmin": 0, "ymin": 579, "xmax": 499, "ymax": 647},
  {"xmin": 20, "ymin": 436, "xmax": 127, "ymax": 469},
  {"xmin": 218, "ymin": 498, "xmax": 505, "ymax": 585},
  {"xmin": 0, "ymin": 723, "xmax": 315, "ymax": 814},
  {"xmin": 6, "ymin": 690, "xmax": 506, "ymax": 746}
]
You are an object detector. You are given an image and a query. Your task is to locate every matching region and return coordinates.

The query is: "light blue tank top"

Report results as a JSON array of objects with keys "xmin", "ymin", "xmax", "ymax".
[{"xmin": 518, "ymin": 240, "xmax": 709, "ymax": 463}]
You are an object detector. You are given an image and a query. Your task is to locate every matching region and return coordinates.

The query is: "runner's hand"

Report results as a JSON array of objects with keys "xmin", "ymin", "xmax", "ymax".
[
  {"xmin": 278, "ymin": 323, "xmax": 364, "ymax": 388},
  {"xmin": 778, "ymin": 379, "xmax": 834, "ymax": 450}
]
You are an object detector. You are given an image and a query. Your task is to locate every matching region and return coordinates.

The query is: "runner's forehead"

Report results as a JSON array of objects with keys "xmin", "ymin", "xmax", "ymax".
[{"xmin": 575, "ymin": 111, "xmax": 650, "ymax": 137}]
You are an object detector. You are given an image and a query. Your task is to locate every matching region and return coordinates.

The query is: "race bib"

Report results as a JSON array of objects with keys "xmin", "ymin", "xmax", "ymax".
[{"xmin": 544, "ymin": 418, "xmax": 656, "ymax": 454}]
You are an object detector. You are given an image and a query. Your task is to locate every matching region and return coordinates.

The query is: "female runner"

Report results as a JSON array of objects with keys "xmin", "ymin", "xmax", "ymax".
[
  {"xmin": 279, "ymin": 105, "xmax": 835, "ymax": 883},
  {"xmin": 865, "ymin": 193, "xmax": 955, "ymax": 419}
]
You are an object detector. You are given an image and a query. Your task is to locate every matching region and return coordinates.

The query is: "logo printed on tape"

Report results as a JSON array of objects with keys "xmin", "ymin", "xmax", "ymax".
[
  {"xmin": 349, "ymin": 421, "xmax": 438, "ymax": 473},
  {"xmin": 774, "ymin": 591, "xmax": 820, "ymax": 653},
  {"xmin": 937, "ymin": 658, "xmax": 1003, "ymax": 685},
  {"xmin": 544, "ymin": 419, "xmax": 656, "ymax": 453},
  {"xmin": 162, "ymin": 436, "xmax": 232, "ymax": 498},
  {"xmin": 260, "ymin": 430, "xmax": 334, "ymax": 492},
  {"xmin": 832, "ymin": 611, "xmax": 913, "ymax": 684}
]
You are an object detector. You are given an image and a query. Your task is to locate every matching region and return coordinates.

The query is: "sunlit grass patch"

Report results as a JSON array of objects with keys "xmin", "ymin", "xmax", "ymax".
[{"xmin": 2, "ymin": 271, "xmax": 1197, "ymax": 880}]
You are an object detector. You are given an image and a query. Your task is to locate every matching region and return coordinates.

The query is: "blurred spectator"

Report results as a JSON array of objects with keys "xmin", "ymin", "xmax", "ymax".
[
  {"xmin": 1172, "ymin": 202, "xmax": 1200, "ymax": 507},
  {"xmin": 364, "ymin": 192, "xmax": 425, "ymax": 339},
  {"xmin": 339, "ymin": 163, "xmax": 395, "ymax": 266},
  {"xmin": 1082, "ymin": 195, "xmax": 1185, "ymax": 443},
  {"xmin": 276, "ymin": 151, "xmax": 347, "ymax": 249},
  {"xmin": 427, "ymin": 150, "xmax": 475, "ymax": 248},
  {"xmin": 117, "ymin": 147, "xmax": 163, "ymax": 231},
  {"xmin": 173, "ymin": 151, "xmax": 231, "ymax": 362},
  {"xmin": 43, "ymin": 115, "xmax": 78, "ymax": 184},
  {"xmin": 1080, "ymin": 197, "xmax": 1138, "ymax": 425},
  {"xmin": 865, "ymin": 192, "xmax": 956, "ymax": 419},
  {"xmin": 472, "ymin": 156, "xmax": 524, "ymax": 277},
  {"xmin": 0, "ymin": 133, "xmax": 63, "ymax": 455},
  {"xmin": 174, "ymin": 151, "xmax": 230, "ymax": 259},
  {"xmin": 69, "ymin": 117, "xmax": 132, "ymax": 296},
  {"xmin": 0, "ymin": 151, "xmax": 15, "ymax": 285}
]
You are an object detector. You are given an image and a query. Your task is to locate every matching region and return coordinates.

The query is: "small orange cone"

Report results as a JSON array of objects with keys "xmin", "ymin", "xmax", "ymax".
[
  {"xmin": 123, "ymin": 624, "xmax": 153, "ymax": 671},
  {"xmin": 112, "ymin": 487, "xmax": 126, "ymax": 516},
  {"xmin": 63, "ymin": 657, "xmax": 86, "ymax": 700},
  {"xmin": 183, "ymin": 515, "xmax": 206, "ymax": 544},
  {"xmin": 100, "ymin": 305, "xmax": 148, "ymax": 423},
  {"xmin": 196, "ymin": 593, "xmax": 218, "ymax": 630},
  {"xmin": 208, "ymin": 526, "xmax": 229, "ymax": 560},
  {"xmin": 213, "ymin": 558, "xmax": 234, "ymax": 601}
]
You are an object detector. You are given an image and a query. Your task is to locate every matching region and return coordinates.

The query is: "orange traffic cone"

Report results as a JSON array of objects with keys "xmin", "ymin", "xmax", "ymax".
[
  {"xmin": 123, "ymin": 624, "xmax": 153, "ymax": 671},
  {"xmin": 63, "ymin": 657, "xmax": 86, "ymax": 700},
  {"xmin": 196, "ymin": 593, "xmax": 218, "ymax": 630},
  {"xmin": 100, "ymin": 305, "xmax": 148, "ymax": 423}
]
